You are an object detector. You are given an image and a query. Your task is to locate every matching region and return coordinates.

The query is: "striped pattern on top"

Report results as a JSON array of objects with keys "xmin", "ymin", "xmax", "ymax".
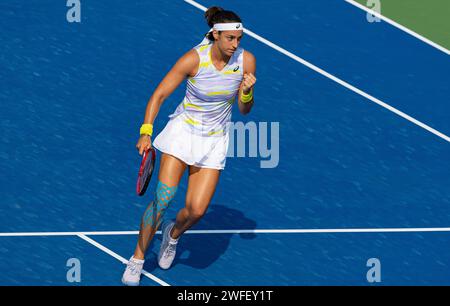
[{"xmin": 168, "ymin": 43, "xmax": 244, "ymax": 137}]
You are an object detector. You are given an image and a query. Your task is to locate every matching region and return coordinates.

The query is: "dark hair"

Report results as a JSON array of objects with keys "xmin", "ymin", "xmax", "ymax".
[{"xmin": 204, "ymin": 6, "xmax": 242, "ymax": 41}]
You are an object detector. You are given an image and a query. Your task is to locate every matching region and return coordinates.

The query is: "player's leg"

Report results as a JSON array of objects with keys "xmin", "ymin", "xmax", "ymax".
[
  {"xmin": 158, "ymin": 166, "xmax": 220, "ymax": 269},
  {"xmin": 134, "ymin": 153, "xmax": 187, "ymax": 259},
  {"xmin": 172, "ymin": 166, "xmax": 221, "ymax": 238},
  {"xmin": 123, "ymin": 153, "xmax": 186, "ymax": 285}
]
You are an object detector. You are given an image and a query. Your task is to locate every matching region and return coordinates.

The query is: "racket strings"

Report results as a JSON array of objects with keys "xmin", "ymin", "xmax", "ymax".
[{"xmin": 137, "ymin": 148, "xmax": 156, "ymax": 196}]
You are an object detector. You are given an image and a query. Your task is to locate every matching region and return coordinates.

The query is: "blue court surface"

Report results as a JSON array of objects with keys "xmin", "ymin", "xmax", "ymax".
[{"xmin": 1, "ymin": 0, "xmax": 449, "ymax": 286}]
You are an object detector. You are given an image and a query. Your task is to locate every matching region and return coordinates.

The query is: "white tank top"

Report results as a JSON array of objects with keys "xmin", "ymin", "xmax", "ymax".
[{"xmin": 169, "ymin": 43, "xmax": 244, "ymax": 137}]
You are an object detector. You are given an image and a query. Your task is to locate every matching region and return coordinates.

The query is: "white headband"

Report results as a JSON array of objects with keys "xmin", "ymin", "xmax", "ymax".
[
  {"xmin": 213, "ymin": 22, "xmax": 243, "ymax": 31},
  {"xmin": 197, "ymin": 22, "xmax": 244, "ymax": 47}
]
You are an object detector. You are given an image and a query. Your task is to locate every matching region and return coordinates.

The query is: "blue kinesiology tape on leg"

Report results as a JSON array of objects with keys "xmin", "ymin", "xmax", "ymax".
[{"xmin": 143, "ymin": 180, "xmax": 178, "ymax": 229}]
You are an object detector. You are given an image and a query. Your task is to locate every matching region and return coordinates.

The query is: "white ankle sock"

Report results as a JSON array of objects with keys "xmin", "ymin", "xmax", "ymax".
[
  {"xmin": 131, "ymin": 256, "xmax": 145, "ymax": 264},
  {"xmin": 168, "ymin": 224, "xmax": 179, "ymax": 244}
]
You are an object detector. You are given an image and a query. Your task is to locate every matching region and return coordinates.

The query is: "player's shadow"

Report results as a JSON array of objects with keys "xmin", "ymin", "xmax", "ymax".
[{"xmin": 143, "ymin": 204, "xmax": 257, "ymax": 271}]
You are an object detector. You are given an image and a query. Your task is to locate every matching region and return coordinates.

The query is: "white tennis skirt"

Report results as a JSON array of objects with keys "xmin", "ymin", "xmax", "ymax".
[{"xmin": 153, "ymin": 115, "xmax": 229, "ymax": 170}]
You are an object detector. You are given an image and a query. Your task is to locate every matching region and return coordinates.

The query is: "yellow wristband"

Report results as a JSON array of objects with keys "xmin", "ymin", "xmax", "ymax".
[
  {"xmin": 140, "ymin": 123, "xmax": 153, "ymax": 137},
  {"xmin": 240, "ymin": 89, "xmax": 253, "ymax": 103}
]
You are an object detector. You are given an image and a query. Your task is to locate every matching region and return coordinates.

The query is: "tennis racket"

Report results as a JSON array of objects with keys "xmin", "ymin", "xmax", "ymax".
[{"xmin": 136, "ymin": 147, "xmax": 156, "ymax": 196}]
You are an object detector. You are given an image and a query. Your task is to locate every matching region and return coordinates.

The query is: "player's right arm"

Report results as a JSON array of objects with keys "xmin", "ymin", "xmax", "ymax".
[{"xmin": 136, "ymin": 50, "xmax": 199, "ymax": 154}]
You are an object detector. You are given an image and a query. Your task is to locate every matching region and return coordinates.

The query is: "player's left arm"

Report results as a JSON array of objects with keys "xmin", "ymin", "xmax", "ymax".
[{"xmin": 238, "ymin": 50, "xmax": 256, "ymax": 115}]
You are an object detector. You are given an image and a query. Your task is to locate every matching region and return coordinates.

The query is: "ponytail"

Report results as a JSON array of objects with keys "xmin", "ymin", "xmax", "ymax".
[{"xmin": 204, "ymin": 6, "xmax": 242, "ymax": 41}]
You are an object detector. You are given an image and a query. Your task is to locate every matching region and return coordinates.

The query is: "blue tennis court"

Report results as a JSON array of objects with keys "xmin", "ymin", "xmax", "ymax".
[{"xmin": 1, "ymin": 0, "xmax": 449, "ymax": 285}]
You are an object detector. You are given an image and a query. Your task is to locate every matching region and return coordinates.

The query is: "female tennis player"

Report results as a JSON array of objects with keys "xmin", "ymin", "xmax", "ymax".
[{"xmin": 122, "ymin": 6, "xmax": 256, "ymax": 286}]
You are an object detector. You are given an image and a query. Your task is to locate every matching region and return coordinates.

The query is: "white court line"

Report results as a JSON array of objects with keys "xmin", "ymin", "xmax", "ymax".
[
  {"xmin": 77, "ymin": 234, "xmax": 170, "ymax": 286},
  {"xmin": 2, "ymin": 227, "xmax": 450, "ymax": 237},
  {"xmin": 184, "ymin": 0, "xmax": 450, "ymax": 143},
  {"xmin": 169, "ymin": 228, "xmax": 450, "ymax": 234},
  {"xmin": 345, "ymin": 0, "xmax": 450, "ymax": 56},
  {"xmin": 0, "ymin": 231, "xmax": 141, "ymax": 237}
]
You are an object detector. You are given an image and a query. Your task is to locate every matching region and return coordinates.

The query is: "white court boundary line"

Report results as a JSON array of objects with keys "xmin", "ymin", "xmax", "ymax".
[
  {"xmin": 3, "ymin": 227, "xmax": 449, "ymax": 285},
  {"xmin": 345, "ymin": 0, "xmax": 450, "ymax": 56},
  {"xmin": 184, "ymin": 0, "xmax": 450, "ymax": 143},
  {"xmin": 3, "ymin": 227, "xmax": 450, "ymax": 237},
  {"xmin": 77, "ymin": 234, "xmax": 170, "ymax": 286}
]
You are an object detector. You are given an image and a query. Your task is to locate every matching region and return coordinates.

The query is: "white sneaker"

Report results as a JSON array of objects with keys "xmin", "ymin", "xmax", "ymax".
[
  {"xmin": 158, "ymin": 221, "xmax": 178, "ymax": 270},
  {"xmin": 121, "ymin": 256, "xmax": 145, "ymax": 286}
]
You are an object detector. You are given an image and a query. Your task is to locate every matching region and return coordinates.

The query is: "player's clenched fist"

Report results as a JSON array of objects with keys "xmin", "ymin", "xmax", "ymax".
[{"xmin": 242, "ymin": 73, "xmax": 256, "ymax": 94}]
